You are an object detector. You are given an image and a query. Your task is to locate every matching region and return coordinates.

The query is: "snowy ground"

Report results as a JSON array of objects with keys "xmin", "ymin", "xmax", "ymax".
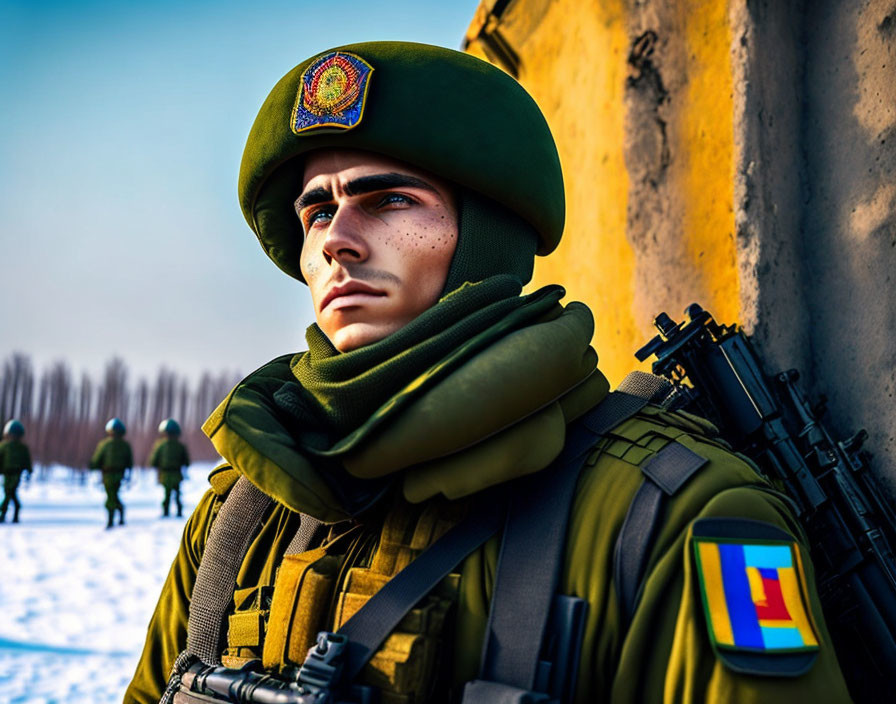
[{"xmin": 0, "ymin": 463, "xmax": 216, "ymax": 704}]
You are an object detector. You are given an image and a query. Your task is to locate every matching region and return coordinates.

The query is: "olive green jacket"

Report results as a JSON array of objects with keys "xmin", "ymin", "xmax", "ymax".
[
  {"xmin": 124, "ymin": 401, "xmax": 851, "ymax": 704},
  {"xmin": 90, "ymin": 436, "xmax": 133, "ymax": 472},
  {"xmin": 149, "ymin": 438, "xmax": 190, "ymax": 472},
  {"xmin": 0, "ymin": 438, "xmax": 32, "ymax": 474}
]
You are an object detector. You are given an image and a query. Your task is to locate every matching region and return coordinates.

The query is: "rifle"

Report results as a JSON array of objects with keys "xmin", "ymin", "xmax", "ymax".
[
  {"xmin": 636, "ymin": 303, "xmax": 896, "ymax": 702},
  {"xmin": 173, "ymin": 632, "xmax": 377, "ymax": 704},
  {"xmin": 172, "ymin": 589, "xmax": 587, "ymax": 704}
]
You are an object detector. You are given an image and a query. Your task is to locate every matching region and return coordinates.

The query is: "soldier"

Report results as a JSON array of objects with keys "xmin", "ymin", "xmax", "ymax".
[
  {"xmin": 0, "ymin": 419, "xmax": 33, "ymax": 524},
  {"xmin": 148, "ymin": 418, "xmax": 190, "ymax": 518},
  {"xmin": 125, "ymin": 43, "xmax": 852, "ymax": 703},
  {"xmin": 90, "ymin": 417, "xmax": 132, "ymax": 529}
]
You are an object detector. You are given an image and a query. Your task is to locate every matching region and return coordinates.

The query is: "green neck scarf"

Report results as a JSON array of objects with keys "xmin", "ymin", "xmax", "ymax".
[
  {"xmin": 286, "ymin": 275, "xmax": 556, "ymax": 444},
  {"xmin": 204, "ymin": 277, "xmax": 608, "ymax": 522}
]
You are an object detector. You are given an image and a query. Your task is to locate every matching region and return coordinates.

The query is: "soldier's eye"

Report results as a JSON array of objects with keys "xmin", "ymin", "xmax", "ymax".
[
  {"xmin": 305, "ymin": 206, "xmax": 335, "ymax": 228},
  {"xmin": 377, "ymin": 193, "xmax": 414, "ymax": 209}
]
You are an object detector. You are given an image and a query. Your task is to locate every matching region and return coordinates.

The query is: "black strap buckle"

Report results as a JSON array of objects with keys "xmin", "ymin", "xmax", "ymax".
[
  {"xmin": 297, "ymin": 632, "xmax": 378, "ymax": 704},
  {"xmin": 298, "ymin": 632, "xmax": 348, "ymax": 693}
]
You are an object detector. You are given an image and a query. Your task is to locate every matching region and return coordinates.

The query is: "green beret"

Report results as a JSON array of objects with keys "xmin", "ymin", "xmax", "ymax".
[{"xmin": 239, "ymin": 41, "xmax": 564, "ymax": 281}]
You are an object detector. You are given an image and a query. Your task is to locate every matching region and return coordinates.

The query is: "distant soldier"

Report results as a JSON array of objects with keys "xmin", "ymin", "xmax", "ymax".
[
  {"xmin": 148, "ymin": 418, "xmax": 190, "ymax": 517},
  {"xmin": 90, "ymin": 417, "xmax": 133, "ymax": 529},
  {"xmin": 0, "ymin": 419, "xmax": 33, "ymax": 523}
]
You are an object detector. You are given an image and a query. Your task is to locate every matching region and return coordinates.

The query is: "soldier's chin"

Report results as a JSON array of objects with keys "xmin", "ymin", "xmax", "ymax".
[{"xmin": 328, "ymin": 320, "xmax": 401, "ymax": 353}]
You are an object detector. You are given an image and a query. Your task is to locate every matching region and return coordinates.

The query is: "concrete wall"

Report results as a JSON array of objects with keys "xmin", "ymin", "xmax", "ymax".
[
  {"xmin": 800, "ymin": 0, "xmax": 896, "ymax": 489},
  {"xmin": 465, "ymin": 0, "xmax": 896, "ymax": 491}
]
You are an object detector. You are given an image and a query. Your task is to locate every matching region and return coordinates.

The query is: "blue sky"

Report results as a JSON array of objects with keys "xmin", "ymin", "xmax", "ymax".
[{"xmin": 0, "ymin": 0, "xmax": 481, "ymax": 379}]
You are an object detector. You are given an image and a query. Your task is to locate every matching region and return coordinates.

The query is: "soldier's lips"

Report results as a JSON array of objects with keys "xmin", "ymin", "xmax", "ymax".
[
  {"xmin": 325, "ymin": 292, "xmax": 388, "ymax": 311},
  {"xmin": 320, "ymin": 282, "xmax": 387, "ymax": 311}
]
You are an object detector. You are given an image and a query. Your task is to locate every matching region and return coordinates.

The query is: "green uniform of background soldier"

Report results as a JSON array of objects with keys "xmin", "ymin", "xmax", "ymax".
[
  {"xmin": 90, "ymin": 417, "xmax": 133, "ymax": 529},
  {"xmin": 125, "ymin": 42, "xmax": 852, "ymax": 703},
  {"xmin": 149, "ymin": 419, "xmax": 191, "ymax": 518},
  {"xmin": 0, "ymin": 419, "xmax": 33, "ymax": 523}
]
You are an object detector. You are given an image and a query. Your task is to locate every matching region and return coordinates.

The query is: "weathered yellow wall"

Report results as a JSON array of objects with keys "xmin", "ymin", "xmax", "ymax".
[
  {"xmin": 468, "ymin": 0, "xmax": 896, "ymax": 494},
  {"xmin": 465, "ymin": 0, "xmax": 738, "ymax": 385},
  {"xmin": 679, "ymin": 1, "xmax": 738, "ymax": 324}
]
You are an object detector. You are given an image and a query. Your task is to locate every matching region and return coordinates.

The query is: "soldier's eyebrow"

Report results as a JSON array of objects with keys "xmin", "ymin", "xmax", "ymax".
[
  {"xmin": 342, "ymin": 172, "xmax": 438, "ymax": 197},
  {"xmin": 295, "ymin": 172, "xmax": 439, "ymax": 212},
  {"xmin": 295, "ymin": 186, "xmax": 332, "ymax": 212}
]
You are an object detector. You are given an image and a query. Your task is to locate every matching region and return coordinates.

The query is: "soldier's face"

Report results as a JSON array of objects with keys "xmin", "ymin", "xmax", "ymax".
[{"xmin": 298, "ymin": 149, "xmax": 458, "ymax": 352}]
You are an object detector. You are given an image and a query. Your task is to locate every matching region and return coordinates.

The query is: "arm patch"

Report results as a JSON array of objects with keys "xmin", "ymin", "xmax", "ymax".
[{"xmin": 692, "ymin": 517, "xmax": 820, "ymax": 677}]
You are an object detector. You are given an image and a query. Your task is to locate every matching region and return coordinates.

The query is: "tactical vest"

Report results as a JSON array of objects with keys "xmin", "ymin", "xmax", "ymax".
[
  {"xmin": 175, "ymin": 490, "xmax": 470, "ymax": 704},
  {"xmin": 166, "ymin": 375, "xmax": 732, "ymax": 704}
]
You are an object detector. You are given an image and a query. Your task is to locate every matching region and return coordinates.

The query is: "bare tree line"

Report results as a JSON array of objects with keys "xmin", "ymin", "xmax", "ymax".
[{"xmin": 0, "ymin": 353, "xmax": 241, "ymax": 470}]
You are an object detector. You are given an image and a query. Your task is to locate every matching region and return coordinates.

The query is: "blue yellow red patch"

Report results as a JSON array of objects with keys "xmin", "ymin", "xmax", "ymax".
[
  {"xmin": 694, "ymin": 537, "xmax": 819, "ymax": 652},
  {"xmin": 691, "ymin": 518, "xmax": 821, "ymax": 676},
  {"xmin": 291, "ymin": 51, "xmax": 373, "ymax": 134}
]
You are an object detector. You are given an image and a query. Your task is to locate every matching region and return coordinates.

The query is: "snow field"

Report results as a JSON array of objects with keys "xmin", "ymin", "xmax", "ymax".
[{"xmin": 0, "ymin": 463, "xmax": 216, "ymax": 704}]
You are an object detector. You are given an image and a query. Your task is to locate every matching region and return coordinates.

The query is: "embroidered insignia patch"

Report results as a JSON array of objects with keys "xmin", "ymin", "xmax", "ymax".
[
  {"xmin": 693, "ymin": 537, "xmax": 819, "ymax": 654},
  {"xmin": 291, "ymin": 51, "xmax": 373, "ymax": 134}
]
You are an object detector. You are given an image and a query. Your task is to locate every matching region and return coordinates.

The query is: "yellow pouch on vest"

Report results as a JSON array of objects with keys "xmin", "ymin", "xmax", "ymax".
[
  {"xmin": 229, "ymin": 611, "xmax": 264, "ymax": 648},
  {"xmin": 262, "ymin": 547, "xmax": 341, "ymax": 670},
  {"xmin": 342, "ymin": 578, "xmax": 460, "ymax": 703},
  {"xmin": 223, "ymin": 585, "xmax": 274, "ymax": 668},
  {"xmin": 326, "ymin": 500, "xmax": 464, "ymax": 702}
]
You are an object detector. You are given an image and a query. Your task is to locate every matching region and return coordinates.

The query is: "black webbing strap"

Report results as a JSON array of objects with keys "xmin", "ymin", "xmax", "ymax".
[
  {"xmin": 477, "ymin": 392, "xmax": 649, "ymax": 693},
  {"xmin": 339, "ymin": 493, "xmax": 507, "ymax": 681},
  {"xmin": 613, "ymin": 441, "xmax": 708, "ymax": 623}
]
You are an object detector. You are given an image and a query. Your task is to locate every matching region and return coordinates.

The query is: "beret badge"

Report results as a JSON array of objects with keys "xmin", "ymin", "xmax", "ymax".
[{"xmin": 291, "ymin": 51, "xmax": 374, "ymax": 134}]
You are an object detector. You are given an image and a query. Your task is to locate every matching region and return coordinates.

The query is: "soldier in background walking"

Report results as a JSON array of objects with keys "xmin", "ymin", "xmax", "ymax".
[
  {"xmin": 0, "ymin": 419, "xmax": 33, "ymax": 523},
  {"xmin": 148, "ymin": 418, "xmax": 190, "ymax": 517},
  {"xmin": 89, "ymin": 417, "xmax": 132, "ymax": 529}
]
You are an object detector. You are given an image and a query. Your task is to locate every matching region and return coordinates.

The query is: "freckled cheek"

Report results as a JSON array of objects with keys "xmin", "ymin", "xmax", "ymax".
[{"xmin": 388, "ymin": 214, "xmax": 457, "ymax": 257}]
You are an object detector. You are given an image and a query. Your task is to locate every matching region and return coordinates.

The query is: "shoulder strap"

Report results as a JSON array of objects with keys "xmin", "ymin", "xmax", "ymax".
[
  {"xmin": 187, "ymin": 475, "xmax": 273, "ymax": 666},
  {"xmin": 469, "ymin": 392, "xmax": 649, "ymax": 703},
  {"xmin": 326, "ymin": 392, "xmax": 648, "ymax": 701},
  {"xmin": 285, "ymin": 513, "xmax": 324, "ymax": 555},
  {"xmin": 613, "ymin": 441, "xmax": 708, "ymax": 624},
  {"xmin": 162, "ymin": 480, "xmax": 321, "ymax": 704},
  {"xmin": 337, "ymin": 494, "xmax": 507, "ymax": 681},
  {"xmin": 616, "ymin": 370, "xmax": 674, "ymax": 405}
]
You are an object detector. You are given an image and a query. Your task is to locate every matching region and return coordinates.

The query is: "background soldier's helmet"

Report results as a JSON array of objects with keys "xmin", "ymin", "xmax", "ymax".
[
  {"xmin": 105, "ymin": 418, "xmax": 126, "ymax": 436},
  {"xmin": 239, "ymin": 41, "xmax": 564, "ymax": 283},
  {"xmin": 3, "ymin": 419, "xmax": 25, "ymax": 437},
  {"xmin": 158, "ymin": 418, "xmax": 181, "ymax": 436}
]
